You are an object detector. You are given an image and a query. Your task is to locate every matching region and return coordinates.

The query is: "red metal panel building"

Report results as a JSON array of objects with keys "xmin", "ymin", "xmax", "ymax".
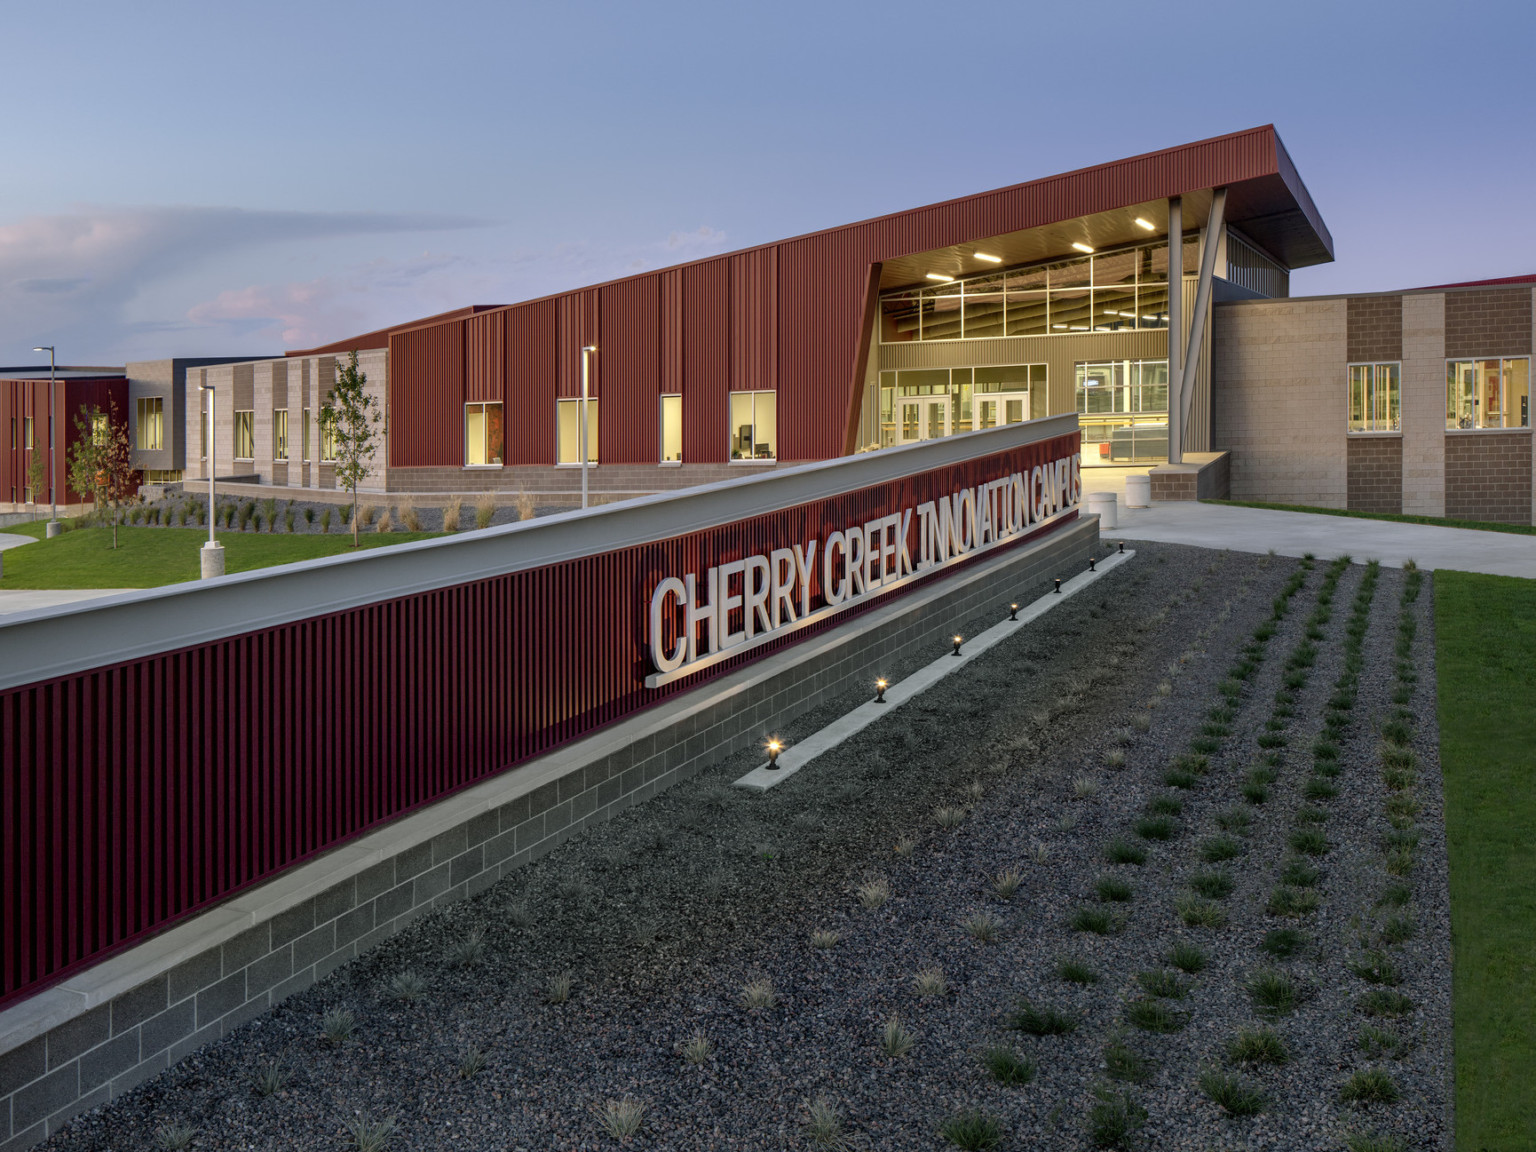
[{"xmin": 0, "ymin": 375, "xmax": 129, "ymax": 506}]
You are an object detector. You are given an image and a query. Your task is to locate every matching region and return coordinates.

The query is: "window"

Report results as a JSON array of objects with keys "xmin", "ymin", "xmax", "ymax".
[
  {"xmin": 556, "ymin": 399, "xmax": 599, "ymax": 464},
  {"xmin": 463, "ymin": 402, "xmax": 504, "ymax": 466},
  {"xmin": 1076, "ymin": 359, "xmax": 1170, "ymax": 464},
  {"xmin": 879, "ymin": 238, "xmax": 1195, "ymax": 343},
  {"xmin": 23, "ymin": 416, "xmax": 34, "ymax": 450},
  {"xmin": 273, "ymin": 410, "xmax": 289, "ymax": 461},
  {"xmin": 135, "ymin": 397, "xmax": 164, "ymax": 451},
  {"xmin": 302, "ymin": 408, "xmax": 311, "ymax": 462},
  {"xmin": 320, "ymin": 417, "xmax": 338, "ymax": 463},
  {"xmin": 234, "ymin": 410, "xmax": 255, "ymax": 460},
  {"xmin": 91, "ymin": 413, "xmax": 109, "ymax": 444},
  {"xmin": 1348, "ymin": 363, "xmax": 1400, "ymax": 433},
  {"xmin": 729, "ymin": 391, "xmax": 776, "ymax": 460},
  {"xmin": 1447, "ymin": 357, "xmax": 1530, "ymax": 430},
  {"xmin": 660, "ymin": 394, "xmax": 682, "ymax": 463}
]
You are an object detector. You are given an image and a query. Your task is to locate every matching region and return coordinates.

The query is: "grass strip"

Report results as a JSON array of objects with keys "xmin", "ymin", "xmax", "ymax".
[
  {"xmin": 1202, "ymin": 499, "xmax": 1536, "ymax": 537},
  {"xmin": 1436, "ymin": 570, "xmax": 1536, "ymax": 1148}
]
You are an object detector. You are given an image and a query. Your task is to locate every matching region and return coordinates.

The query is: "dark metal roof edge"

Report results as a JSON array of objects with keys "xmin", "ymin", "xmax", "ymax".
[{"xmin": 1270, "ymin": 128, "xmax": 1335, "ymax": 264}]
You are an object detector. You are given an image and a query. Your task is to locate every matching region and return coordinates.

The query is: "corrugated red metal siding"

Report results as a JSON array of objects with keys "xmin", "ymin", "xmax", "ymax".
[
  {"xmin": 555, "ymin": 291, "xmax": 600, "ymax": 399},
  {"xmin": 682, "ymin": 259, "xmax": 730, "ymax": 464},
  {"xmin": 465, "ymin": 312, "xmax": 505, "ymax": 403},
  {"xmin": 1, "ymin": 432, "xmax": 1077, "ymax": 1004},
  {"xmin": 505, "ymin": 301, "xmax": 557, "ymax": 465},
  {"xmin": 389, "ymin": 323, "xmax": 466, "ymax": 467},
  {"xmin": 599, "ymin": 277, "xmax": 661, "ymax": 464}
]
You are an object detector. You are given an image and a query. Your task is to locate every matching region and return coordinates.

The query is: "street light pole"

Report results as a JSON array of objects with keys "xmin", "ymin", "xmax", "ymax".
[
  {"xmin": 579, "ymin": 344, "xmax": 596, "ymax": 510},
  {"xmin": 198, "ymin": 382, "xmax": 224, "ymax": 578},
  {"xmin": 31, "ymin": 345, "xmax": 59, "ymax": 536}
]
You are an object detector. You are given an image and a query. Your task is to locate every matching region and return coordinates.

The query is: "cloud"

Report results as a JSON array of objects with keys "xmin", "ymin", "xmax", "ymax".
[{"xmin": 0, "ymin": 205, "xmax": 483, "ymax": 361}]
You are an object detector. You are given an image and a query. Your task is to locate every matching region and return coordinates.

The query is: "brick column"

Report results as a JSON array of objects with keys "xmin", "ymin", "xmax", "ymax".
[{"xmin": 1400, "ymin": 293, "xmax": 1446, "ymax": 517}]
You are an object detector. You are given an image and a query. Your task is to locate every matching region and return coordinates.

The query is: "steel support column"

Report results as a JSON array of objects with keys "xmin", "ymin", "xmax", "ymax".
[
  {"xmin": 1178, "ymin": 187, "xmax": 1227, "ymax": 446},
  {"xmin": 1166, "ymin": 198, "xmax": 1183, "ymax": 462}
]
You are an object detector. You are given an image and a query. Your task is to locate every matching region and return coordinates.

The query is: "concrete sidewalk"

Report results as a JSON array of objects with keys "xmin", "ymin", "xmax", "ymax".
[
  {"xmin": 0, "ymin": 533, "xmax": 141, "ymax": 616},
  {"xmin": 1109, "ymin": 501, "xmax": 1536, "ymax": 578}
]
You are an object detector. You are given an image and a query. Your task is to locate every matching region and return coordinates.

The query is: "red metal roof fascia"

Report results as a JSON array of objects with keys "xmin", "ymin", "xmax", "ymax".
[
  {"xmin": 285, "ymin": 305, "xmax": 504, "ymax": 357},
  {"xmin": 1412, "ymin": 273, "xmax": 1536, "ymax": 291},
  {"xmin": 389, "ymin": 125, "xmax": 1314, "ymax": 339}
]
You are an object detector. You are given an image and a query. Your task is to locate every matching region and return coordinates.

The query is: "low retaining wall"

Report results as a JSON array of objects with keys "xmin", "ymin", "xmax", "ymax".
[
  {"xmin": 0, "ymin": 515, "xmax": 1097, "ymax": 1151},
  {"xmin": 1149, "ymin": 451, "xmax": 1231, "ymax": 502}
]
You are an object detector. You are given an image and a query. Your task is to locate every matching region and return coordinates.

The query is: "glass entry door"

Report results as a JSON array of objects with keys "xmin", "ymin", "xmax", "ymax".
[
  {"xmin": 974, "ymin": 391, "xmax": 1030, "ymax": 431},
  {"xmin": 899, "ymin": 396, "xmax": 950, "ymax": 443}
]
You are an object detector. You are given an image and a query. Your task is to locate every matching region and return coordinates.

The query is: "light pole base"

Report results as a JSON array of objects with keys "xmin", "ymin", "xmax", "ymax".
[
  {"xmin": 200, "ymin": 542, "xmax": 226, "ymax": 579},
  {"xmin": 45, "ymin": 520, "xmax": 62, "ymax": 539}
]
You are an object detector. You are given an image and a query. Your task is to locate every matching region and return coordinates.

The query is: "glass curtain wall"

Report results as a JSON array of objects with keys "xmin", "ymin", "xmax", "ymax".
[
  {"xmin": 1076, "ymin": 360, "xmax": 1169, "ymax": 464},
  {"xmin": 877, "ymin": 364, "xmax": 1046, "ymax": 447},
  {"xmin": 880, "ymin": 239, "xmax": 1197, "ymax": 343}
]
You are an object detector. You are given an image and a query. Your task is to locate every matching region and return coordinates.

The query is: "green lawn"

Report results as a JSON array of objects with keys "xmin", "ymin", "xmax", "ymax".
[
  {"xmin": 1204, "ymin": 499, "xmax": 1536, "ymax": 537},
  {"xmin": 0, "ymin": 522, "xmax": 443, "ymax": 588},
  {"xmin": 1436, "ymin": 571, "xmax": 1536, "ymax": 1149}
]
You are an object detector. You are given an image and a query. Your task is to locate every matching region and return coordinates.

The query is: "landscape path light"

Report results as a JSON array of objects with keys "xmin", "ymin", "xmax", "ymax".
[
  {"xmin": 1118, "ymin": 541, "xmax": 1125, "ymax": 554},
  {"xmin": 1089, "ymin": 556, "xmax": 1097, "ymax": 572},
  {"xmin": 1054, "ymin": 578, "xmax": 1062, "ymax": 593},
  {"xmin": 875, "ymin": 678, "xmax": 888, "ymax": 704},
  {"xmin": 765, "ymin": 737, "xmax": 783, "ymax": 769},
  {"xmin": 952, "ymin": 634, "xmax": 963, "ymax": 657},
  {"xmin": 1009, "ymin": 601, "xmax": 1019, "ymax": 621}
]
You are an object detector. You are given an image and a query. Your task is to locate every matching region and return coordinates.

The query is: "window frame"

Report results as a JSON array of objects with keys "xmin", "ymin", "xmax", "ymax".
[
  {"xmin": 1445, "ymin": 356, "xmax": 1531, "ymax": 433},
  {"xmin": 23, "ymin": 415, "xmax": 34, "ymax": 451},
  {"xmin": 233, "ymin": 409, "xmax": 255, "ymax": 460},
  {"xmin": 728, "ymin": 390, "xmax": 778, "ymax": 463},
  {"xmin": 463, "ymin": 401, "xmax": 505, "ymax": 468},
  {"xmin": 659, "ymin": 393, "xmax": 683, "ymax": 465},
  {"xmin": 135, "ymin": 396, "xmax": 164, "ymax": 452},
  {"xmin": 1346, "ymin": 361, "xmax": 1402, "ymax": 435},
  {"xmin": 273, "ymin": 408, "xmax": 289, "ymax": 461},
  {"xmin": 555, "ymin": 398, "xmax": 600, "ymax": 466},
  {"xmin": 302, "ymin": 407, "xmax": 311, "ymax": 463}
]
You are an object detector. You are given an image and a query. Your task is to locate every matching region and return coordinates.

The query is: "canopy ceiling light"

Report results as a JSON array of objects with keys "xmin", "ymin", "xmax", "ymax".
[
  {"xmin": 925, "ymin": 272, "xmax": 955, "ymax": 282},
  {"xmin": 1134, "ymin": 217, "xmax": 1156, "ymax": 231},
  {"xmin": 973, "ymin": 252, "xmax": 1002, "ymax": 263},
  {"xmin": 1071, "ymin": 242, "xmax": 1094, "ymax": 253}
]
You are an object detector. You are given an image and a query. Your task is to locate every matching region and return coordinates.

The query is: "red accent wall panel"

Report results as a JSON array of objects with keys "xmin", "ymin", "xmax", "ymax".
[
  {"xmin": 505, "ymin": 300, "xmax": 557, "ymax": 465},
  {"xmin": 730, "ymin": 248, "xmax": 777, "ymax": 394},
  {"xmin": 389, "ymin": 324, "xmax": 466, "ymax": 467},
  {"xmin": 681, "ymin": 258, "xmax": 730, "ymax": 464},
  {"xmin": 555, "ymin": 291, "xmax": 600, "ymax": 399},
  {"xmin": 599, "ymin": 277, "xmax": 661, "ymax": 464},
  {"xmin": 465, "ymin": 312, "xmax": 505, "ymax": 403},
  {"xmin": 0, "ymin": 433, "xmax": 1078, "ymax": 1005}
]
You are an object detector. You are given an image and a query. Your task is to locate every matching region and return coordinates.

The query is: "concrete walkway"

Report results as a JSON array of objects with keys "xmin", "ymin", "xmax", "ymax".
[{"xmin": 1109, "ymin": 501, "xmax": 1536, "ymax": 578}]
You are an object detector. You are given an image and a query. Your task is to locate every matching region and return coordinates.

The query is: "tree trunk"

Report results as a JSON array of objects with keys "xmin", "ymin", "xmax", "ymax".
[{"xmin": 352, "ymin": 491, "xmax": 359, "ymax": 547}]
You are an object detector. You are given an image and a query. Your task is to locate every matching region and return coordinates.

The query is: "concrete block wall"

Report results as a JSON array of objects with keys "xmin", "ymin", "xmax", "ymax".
[
  {"xmin": 1346, "ymin": 437, "xmax": 1404, "ymax": 514},
  {"xmin": 1445, "ymin": 433, "xmax": 1533, "ymax": 523},
  {"xmin": 0, "ymin": 516, "xmax": 1097, "ymax": 1152},
  {"xmin": 1212, "ymin": 297, "xmax": 1347, "ymax": 505},
  {"xmin": 1400, "ymin": 293, "xmax": 1447, "ymax": 516}
]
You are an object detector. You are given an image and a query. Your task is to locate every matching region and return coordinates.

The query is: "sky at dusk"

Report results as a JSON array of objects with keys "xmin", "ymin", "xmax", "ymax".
[{"xmin": 2, "ymin": 0, "xmax": 1533, "ymax": 364}]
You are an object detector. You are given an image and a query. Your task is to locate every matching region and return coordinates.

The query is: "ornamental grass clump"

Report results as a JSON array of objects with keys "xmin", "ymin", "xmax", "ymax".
[
  {"xmin": 546, "ymin": 971, "xmax": 574, "ymax": 1004},
  {"xmin": 1247, "ymin": 968, "xmax": 1301, "ymax": 1016},
  {"xmin": 590, "ymin": 1097, "xmax": 647, "ymax": 1141},
  {"xmin": 321, "ymin": 1006, "xmax": 357, "ymax": 1043},
  {"xmin": 1087, "ymin": 1089, "xmax": 1147, "ymax": 1150},
  {"xmin": 344, "ymin": 1116, "xmax": 397, "ymax": 1152},
  {"xmin": 982, "ymin": 1045, "xmax": 1036, "ymax": 1086},
  {"xmin": 1166, "ymin": 940, "xmax": 1207, "ymax": 973},
  {"xmin": 385, "ymin": 969, "xmax": 427, "ymax": 1003},
  {"xmin": 1280, "ymin": 858, "xmax": 1321, "ymax": 888},
  {"xmin": 1290, "ymin": 828, "xmax": 1331, "ymax": 856},
  {"xmin": 880, "ymin": 1015, "xmax": 916, "ymax": 1058},
  {"xmin": 913, "ymin": 966, "xmax": 948, "ymax": 997},
  {"xmin": 1177, "ymin": 896, "xmax": 1227, "ymax": 928},
  {"xmin": 939, "ymin": 1109, "xmax": 1005, "ymax": 1151},
  {"xmin": 1357, "ymin": 989, "xmax": 1414, "ymax": 1019},
  {"xmin": 934, "ymin": 805, "xmax": 966, "ymax": 830},
  {"xmin": 1124, "ymin": 998, "xmax": 1187, "ymax": 1033},
  {"xmin": 681, "ymin": 1033, "xmax": 713, "ymax": 1065},
  {"xmin": 1134, "ymin": 814, "xmax": 1178, "ymax": 841},
  {"xmin": 1215, "ymin": 807, "xmax": 1253, "ymax": 834},
  {"xmin": 1339, "ymin": 1068, "xmax": 1401, "ymax": 1106},
  {"xmin": 803, "ymin": 1095, "xmax": 843, "ymax": 1147},
  {"xmin": 1228, "ymin": 1027, "xmax": 1289, "ymax": 1066},
  {"xmin": 992, "ymin": 868, "xmax": 1022, "ymax": 899},
  {"xmin": 1200, "ymin": 835, "xmax": 1242, "ymax": 863},
  {"xmin": 1058, "ymin": 957, "xmax": 1099, "ymax": 984},
  {"xmin": 1105, "ymin": 839, "xmax": 1147, "ymax": 866},
  {"xmin": 1350, "ymin": 952, "xmax": 1404, "ymax": 986},
  {"xmin": 1199, "ymin": 1068, "xmax": 1267, "ymax": 1116},
  {"xmin": 1136, "ymin": 970, "xmax": 1188, "ymax": 999},
  {"xmin": 1104, "ymin": 1039, "xmax": 1154, "ymax": 1083},
  {"xmin": 1071, "ymin": 905, "xmax": 1124, "ymax": 935},
  {"xmin": 154, "ymin": 1124, "xmax": 197, "ymax": 1151},
  {"xmin": 740, "ymin": 977, "xmax": 776, "ymax": 1010},
  {"xmin": 251, "ymin": 1058, "xmax": 291, "ymax": 1097},
  {"xmin": 1145, "ymin": 793, "xmax": 1183, "ymax": 816},
  {"xmin": 811, "ymin": 929, "xmax": 840, "ymax": 949},
  {"xmin": 1007, "ymin": 1000, "xmax": 1078, "ymax": 1036},
  {"xmin": 1344, "ymin": 1133, "xmax": 1408, "ymax": 1152},
  {"xmin": 962, "ymin": 911, "xmax": 1002, "ymax": 943},
  {"xmin": 1379, "ymin": 912, "xmax": 1417, "ymax": 945},
  {"xmin": 1095, "ymin": 875, "xmax": 1133, "ymax": 903},
  {"xmin": 1187, "ymin": 870, "xmax": 1234, "ymax": 899},
  {"xmin": 1358, "ymin": 1024, "xmax": 1412, "ymax": 1059},
  {"xmin": 1267, "ymin": 885, "xmax": 1321, "ymax": 917},
  {"xmin": 857, "ymin": 875, "xmax": 891, "ymax": 910}
]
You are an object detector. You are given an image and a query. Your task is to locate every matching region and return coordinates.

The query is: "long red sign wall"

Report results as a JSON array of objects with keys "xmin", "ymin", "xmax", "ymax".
[{"xmin": 0, "ymin": 433, "xmax": 1077, "ymax": 1005}]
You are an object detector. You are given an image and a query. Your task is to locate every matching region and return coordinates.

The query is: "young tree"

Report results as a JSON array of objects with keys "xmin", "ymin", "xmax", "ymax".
[
  {"xmin": 25, "ymin": 446, "xmax": 47, "ymax": 520},
  {"xmin": 65, "ymin": 400, "xmax": 137, "ymax": 548},
  {"xmin": 319, "ymin": 351, "xmax": 384, "ymax": 547}
]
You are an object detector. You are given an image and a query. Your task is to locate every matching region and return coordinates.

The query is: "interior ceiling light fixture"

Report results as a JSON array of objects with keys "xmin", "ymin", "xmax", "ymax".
[
  {"xmin": 1134, "ymin": 217, "xmax": 1156, "ymax": 231},
  {"xmin": 925, "ymin": 272, "xmax": 955, "ymax": 282},
  {"xmin": 973, "ymin": 251, "xmax": 1002, "ymax": 263},
  {"xmin": 1071, "ymin": 242, "xmax": 1094, "ymax": 254}
]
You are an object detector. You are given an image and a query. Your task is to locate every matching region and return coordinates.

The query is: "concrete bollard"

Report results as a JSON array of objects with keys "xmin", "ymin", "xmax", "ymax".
[
  {"xmin": 200, "ymin": 542, "xmax": 226, "ymax": 579},
  {"xmin": 1086, "ymin": 490, "xmax": 1118, "ymax": 529},
  {"xmin": 45, "ymin": 520, "xmax": 62, "ymax": 538},
  {"xmin": 1125, "ymin": 474, "xmax": 1151, "ymax": 509}
]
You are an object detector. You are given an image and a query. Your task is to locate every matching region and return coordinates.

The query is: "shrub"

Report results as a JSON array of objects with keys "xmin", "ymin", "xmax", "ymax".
[
  {"xmin": 1104, "ymin": 1040, "xmax": 1154, "ymax": 1083},
  {"xmin": 1267, "ymin": 885, "xmax": 1321, "ymax": 917},
  {"xmin": 1200, "ymin": 836, "xmax": 1242, "ymax": 863},
  {"xmin": 1339, "ymin": 1068, "xmax": 1401, "ymax": 1105},
  {"xmin": 740, "ymin": 977, "xmax": 776, "ymax": 1009},
  {"xmin": 939, "ymin": 1110, "xmax": 1004, "ymax": 1151},
  {"xmin": 1166, "ymin": 940, "xmax": 1206, "ymax": 973},
  {"xmin": 1007, "ymin": 1000, "xmax": 1078, "ymax": 1035},
  {"xmin": 474, "ymin": 492, "xmax": 496, "ymax": 530},
  {"xmin": 1136, "ymin": 970, "xmax": 1188, "ymax": 999},
  {"xmin": 981, "ymin": 1046, "xmax": 1035, "ymax": 1086},
  {"xmin": 1176, "ymin": 896, "xmax": 1227, "ymax": 928},
  {"xmin": 1095, "ymin": 875, "xmax": 1133, "ymax": 903},
  {"xmin": 1134, "ymin": 814, "xmax": 1177, "ymax": 841},
  {"xmin": 1057, "ymin": 957, "xmax": 1098, "ymax": 984},
  {"xmin": 590, "ymin": 1097, "xmax": 646, "ymax": 1141},
  {"xmin": 1187, "ymin": 870, "xmax": 1234, "ymax": 899},
  {"xmin": 1199, "ymin": 1068, "xmax": 1267, "ymax": 1116},
  {"xmin": 1227, "ymin": 1027, "xmax": 1289, "ymax": 1065},
  {"xmin": 1105, "ymin": 839, "xmax": 1147, "ymax": 866},
  {"xmin": 1290, "ymin": 828, "xmax": 1331, "ymax": 856},
  {"xmin": 1071, "ymin": 906, "xmax": 1124, "ymax": 935},
  {"xmin": 1086, "ymin": 1089, "xmax": 1146, "ymax": 1150},
  {"xmin": 880, "ymin": 1015, "xmax": 916, "ymax": 1057},
  {"xmin": 1357, "ymin": 989, "xmax": 1414, "ymax": 1019},
  {"xmin": 1247, "ymin": 968, "xmax": 1300, "ymax": 1015},
  {"xmin": 1124, "ymin": 998, "xmax": 1186, "ymax": 1033}
]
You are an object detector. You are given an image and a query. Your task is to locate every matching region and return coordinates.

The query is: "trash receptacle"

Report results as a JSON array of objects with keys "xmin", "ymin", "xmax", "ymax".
[
  {"xmin": 1125, "ymin": 475, "xmax": 1151, "ymax": 509},
  {"xmin": 1086, "ymin": 491, "xmax": 1118, "ymax": 529}
]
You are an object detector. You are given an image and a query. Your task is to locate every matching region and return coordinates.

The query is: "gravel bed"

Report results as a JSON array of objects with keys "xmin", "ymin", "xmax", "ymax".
[
  {"xmin": 111, "ymin": 494, "xmax": 548, "ymax": 535},
  {"xmin": 43, "ymin": 542, "xmax": 1452, "ymax": 1151}
]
